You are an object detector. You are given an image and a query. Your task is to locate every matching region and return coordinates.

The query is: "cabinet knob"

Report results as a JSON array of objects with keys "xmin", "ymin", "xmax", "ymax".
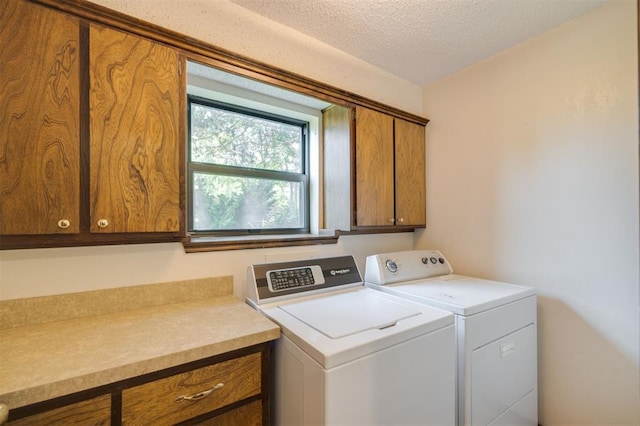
[
  {"xmin": 398, "ymin": 218, "xmax": 404, "ymax": 223},
  {"xmin": 388, "ymin": 218, "xmax": 395, "ymax": 223},
  {"xmin": 97, "ymin": 219, "xmax": 109, "ymax": 228},
  {"xmin": 57, "ymin": 219, "xmax": 71, "ymax": 229}
]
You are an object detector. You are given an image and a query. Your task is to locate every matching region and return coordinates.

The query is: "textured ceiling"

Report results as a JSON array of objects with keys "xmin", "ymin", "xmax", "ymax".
[{"xmin": 228, "ymin": 0, "xmax": 608, "ymax": 86}]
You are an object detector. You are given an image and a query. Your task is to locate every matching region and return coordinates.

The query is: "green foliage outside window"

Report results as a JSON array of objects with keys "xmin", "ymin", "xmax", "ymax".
[{"xmin": 189, "ymin": 99, "xmax": 308, "ymax": 232}]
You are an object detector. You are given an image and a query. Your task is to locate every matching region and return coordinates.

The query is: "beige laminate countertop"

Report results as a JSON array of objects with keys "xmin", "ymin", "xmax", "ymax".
[{"xmin": 0, "ymin": 293, "xmax": 280, "ymax": 410}]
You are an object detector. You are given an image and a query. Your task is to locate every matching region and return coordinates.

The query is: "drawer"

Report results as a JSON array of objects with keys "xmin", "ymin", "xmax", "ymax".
[
  {"xmin": 122, "ymin": 352, "xmax": 261, "ymax": 425},
  {"xmin": 199, "ymin": 400, "xmax": 262, "ymax": 425},
  {"xmin": 9, "ymin": 394, "xmax": 110, "ymax": 426}
]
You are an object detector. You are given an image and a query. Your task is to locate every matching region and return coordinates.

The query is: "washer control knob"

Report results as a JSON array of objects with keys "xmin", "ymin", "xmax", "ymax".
[
  {"xmin": 421, "ymin": 257, "xmax": 429, "ymax": 264},
  {"xmin": 385, "ymin": 260, "xmax": 398, "ymax": 273},
  {"xmin": 430, "ymin": 257, "xmax": 437, "ymax": 264},
  {"xmin": 439, "ymin": 258, "xmax": 445, "ymax": 264}
]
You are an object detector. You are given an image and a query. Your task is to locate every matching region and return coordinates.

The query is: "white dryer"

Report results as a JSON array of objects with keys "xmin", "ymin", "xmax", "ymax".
[
  {"xmin": 247, "ymin": 255, "xmax": 456, "ymax": 426},
  {"xmin": 365, "ymin": 250, "xmax": 537, "ymax": 426}
]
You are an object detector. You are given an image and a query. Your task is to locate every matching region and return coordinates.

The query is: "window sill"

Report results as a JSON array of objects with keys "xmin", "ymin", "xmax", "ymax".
[{"xmin": 182, "ymin": 230, "xmax": 340, "ymax": 253}]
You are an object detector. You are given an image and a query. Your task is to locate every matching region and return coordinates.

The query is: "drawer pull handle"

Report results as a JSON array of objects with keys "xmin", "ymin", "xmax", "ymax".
[{"xmin": 175, "ymin": 383, "xmax": 224, "ymax": 402}]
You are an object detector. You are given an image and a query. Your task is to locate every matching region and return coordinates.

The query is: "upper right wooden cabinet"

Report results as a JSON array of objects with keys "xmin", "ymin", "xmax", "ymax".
[
  {"xmin": 393, "ymin": 115, "xmax": 426, "ymax": 227},
  {"xmin": 323, "ymin": 105, "xmax": 426, "ymax": 232}
]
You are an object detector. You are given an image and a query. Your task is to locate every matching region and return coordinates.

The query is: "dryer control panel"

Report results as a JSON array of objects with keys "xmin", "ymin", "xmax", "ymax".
[{"xmin": 364, "ymin": 250, "xmax": 453, "ymax": 285}]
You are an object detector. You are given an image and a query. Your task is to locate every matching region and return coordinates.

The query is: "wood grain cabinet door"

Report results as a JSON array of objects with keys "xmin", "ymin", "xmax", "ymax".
[
  {"xmin": 0, "ymin": 0, "xmax": 80, "ymax": 235},
  {"xmin": 89, "ymin": 24, "xmax": 180, "ymax": 233},
  {"xmin": 394, "ymin": 118, "xmax": 426, "ymax": 227},
  {"xmin": 354, "ymin": 106, "xmax": 395, "ymax": 227}
]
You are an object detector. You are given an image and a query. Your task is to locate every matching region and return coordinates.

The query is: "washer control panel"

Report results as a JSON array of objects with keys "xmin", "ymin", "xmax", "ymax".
[
  {"xmin": 365, "ymin": 250, "xmax": 453, "ymax": 285},
  {"xmin": 267, "ymin": 265, "xmax": 325, "ymax": 292},
  {"xmin": 247, "ymin": 255, "xmax": 363, "ymax": 305}
]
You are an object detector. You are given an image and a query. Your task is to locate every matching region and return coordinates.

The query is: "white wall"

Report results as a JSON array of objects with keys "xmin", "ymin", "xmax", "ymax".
[
  {"xmin": 0, "ymin": 234, "xmax": 412, "ymax": 300},
  {"xmin": 0, "ymin": 0, "xmax": 421, "ymax": 300},
  {"xmin": 416, "ymin": 1, "xmax": 639, "ymax": 424}
]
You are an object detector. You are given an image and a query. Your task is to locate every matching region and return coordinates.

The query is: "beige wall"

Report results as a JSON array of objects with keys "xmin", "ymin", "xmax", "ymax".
[
  {"xmin": 0, "ymin": 234, "xmax": 413, "ymax": 300},
  {"xmin": 416, "ymin": 1, "xmax": 639, "ymax": 424}
]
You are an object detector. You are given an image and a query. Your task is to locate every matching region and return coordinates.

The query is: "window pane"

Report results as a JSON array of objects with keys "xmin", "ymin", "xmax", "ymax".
[
  {"xmin": 191, "ymin": 103, "xmax": 302, "ymax": 173},
  {"xmin": 192, "ymin": 173, "xmax": 304, "ymax": 231}
]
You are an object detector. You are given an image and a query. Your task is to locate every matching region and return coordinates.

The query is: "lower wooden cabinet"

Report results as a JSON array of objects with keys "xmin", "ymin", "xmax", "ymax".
[
  {"xmin": 8, "ymin": 395, "xmax": 110, "ymax": 426},
  {"xmin": 121, "ymin": 352, "xmax": 261, "ymax": 425},
  {"xmin": 201, "ymin": 400, "xmax": 262, "ymax": 426},
  {"xmin": 8, "ymin": 344, "xmax": 269, "ymax": 426}
]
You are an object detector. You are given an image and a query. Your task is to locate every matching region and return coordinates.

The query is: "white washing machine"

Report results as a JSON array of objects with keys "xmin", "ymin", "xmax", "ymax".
[
  {"xmin": 364, "ymin": 250, "xmax": 537, "ymax": 426},
  {"xmin": 247, "ymin": 255, "xmax": 456, "ymax": 426}
]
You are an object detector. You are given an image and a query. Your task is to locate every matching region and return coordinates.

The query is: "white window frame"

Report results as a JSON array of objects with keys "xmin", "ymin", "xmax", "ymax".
[{"xmin": 186, "ymin": 63, "xmax": 327, "ymax": 240}]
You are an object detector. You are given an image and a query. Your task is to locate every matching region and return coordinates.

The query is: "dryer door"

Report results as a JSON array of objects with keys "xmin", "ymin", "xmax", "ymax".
[{"xmin": 471, "ymin": 324, "xmax": 537, "ymax": 425}]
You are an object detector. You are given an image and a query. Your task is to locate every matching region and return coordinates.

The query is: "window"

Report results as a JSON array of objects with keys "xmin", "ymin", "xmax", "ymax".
[{"xmin": 188, "ymin": 96, "xmax": 309, "ymax": 235}]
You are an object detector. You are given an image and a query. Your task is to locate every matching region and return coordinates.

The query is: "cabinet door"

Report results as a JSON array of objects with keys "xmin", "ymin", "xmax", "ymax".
[
  {"xmin": 0, "ymin": 0, "xmax": 80, "ymax": 235},
  {"xmin": 354, "ymin": 106, "xmax": 394, "ymax": 227},
  {"xmin": 323, "ymin": 105, "xmax": 352, "ymax": 231},
  {"xmin": 89, "ymin": 24, "xmax": 180, "ymax": 233},
  {"xmin": 394, "ymin": 118, "xmax": 426, "ymax": 226}
]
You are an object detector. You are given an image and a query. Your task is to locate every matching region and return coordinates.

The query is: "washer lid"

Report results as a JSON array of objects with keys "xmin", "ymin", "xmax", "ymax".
[
  {"xmin": 259, "ymin": 288, "xmax": 454, "ymax": 368},
  {"xmin": 374, "ymin": 275, "xmax": 536, "ymax": 316},
  {"xmin": 279, "ymin": 290, "xmax": 421, "ymax": 338}
]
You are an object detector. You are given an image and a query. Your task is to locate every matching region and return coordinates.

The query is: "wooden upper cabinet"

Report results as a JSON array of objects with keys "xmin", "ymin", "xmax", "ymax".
[
  {"xmin": 395, "ymin": 118, "xmax": 426, "ymax": 227},
  {"xmin": 324, "ymin": 105, "xmax": 427, "ymax": 231},
  {"xmin": 353, "ymin": 106, "xmax": 426, "ymax": 228},
  {"xmin": 0, "ymin": 0, "xmax": 80, "ymax": 235},
  {"xmin": 354, "ymin": 106, "xmax": 395, "ymax": 227},
  {"xmin": 89, "ymin": 24, "xmax": 181, "ymax": 233}
]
